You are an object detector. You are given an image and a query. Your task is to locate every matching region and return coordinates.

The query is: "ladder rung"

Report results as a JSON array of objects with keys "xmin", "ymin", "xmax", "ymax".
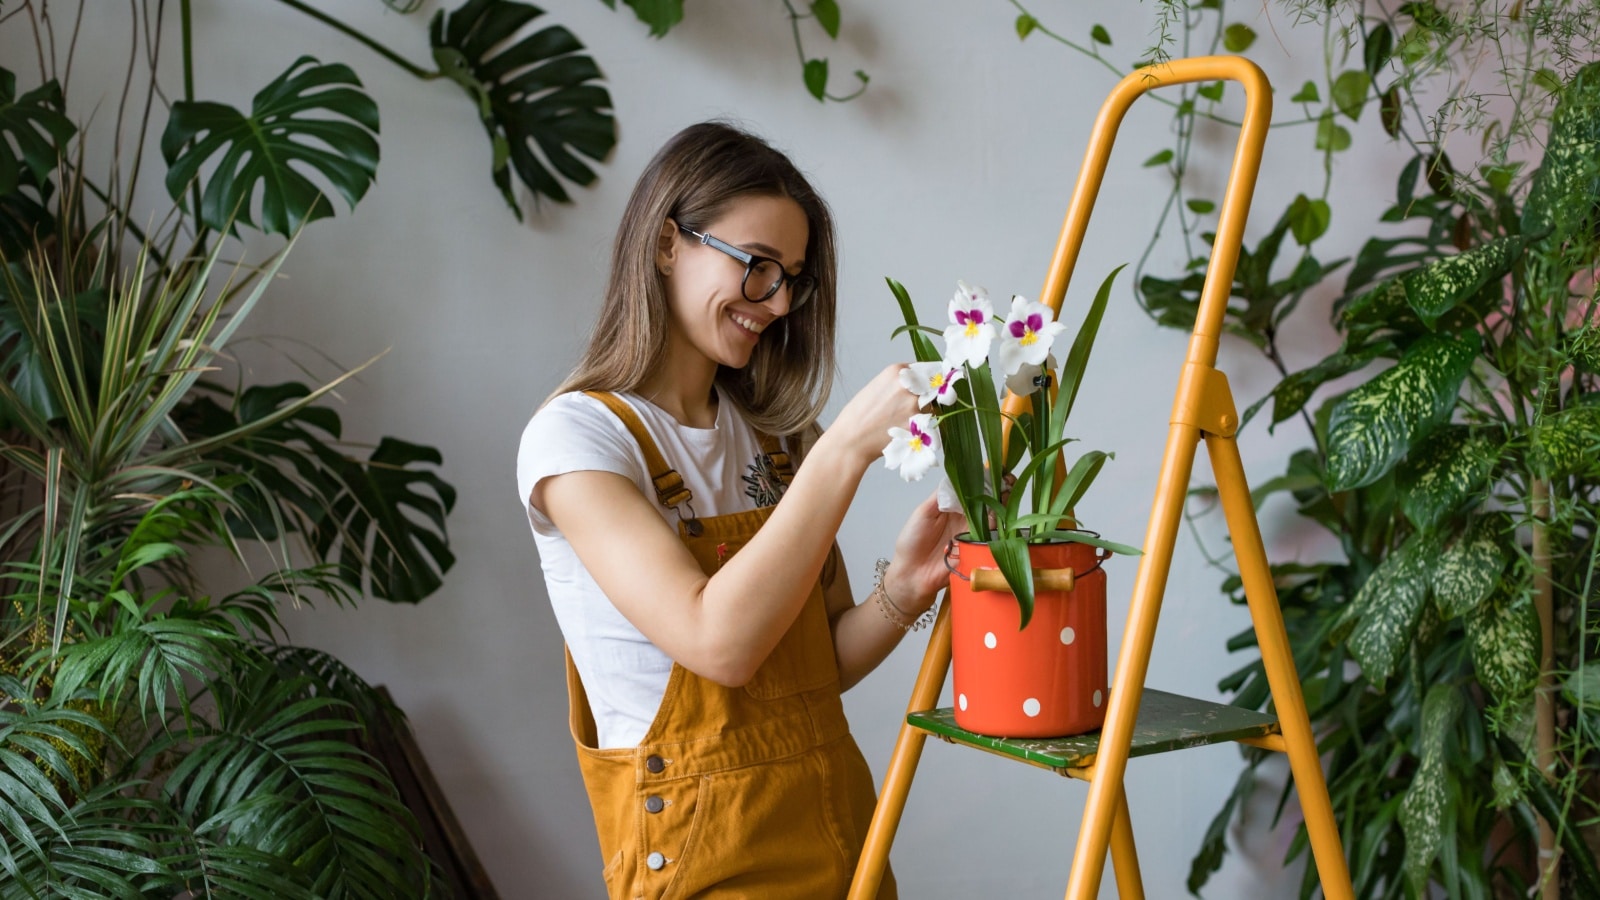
[{"xmin": 907, "ymin": 688, "xmax": 1280, "ymax": 773}]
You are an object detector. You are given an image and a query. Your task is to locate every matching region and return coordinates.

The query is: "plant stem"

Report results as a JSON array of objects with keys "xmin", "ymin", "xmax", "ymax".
[
  {"xmin": 270, "ymin": 0, "xmax": 437, "ymax": 80},
  {"xmin": 1533, "ymin": 476, "xmax": 1560, "ymax": 900}
]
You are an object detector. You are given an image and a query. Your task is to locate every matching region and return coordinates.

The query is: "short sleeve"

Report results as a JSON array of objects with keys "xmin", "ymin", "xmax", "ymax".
[{"xmin": 517, "ymin": 393, "xmax": 645, "ymax": 536}]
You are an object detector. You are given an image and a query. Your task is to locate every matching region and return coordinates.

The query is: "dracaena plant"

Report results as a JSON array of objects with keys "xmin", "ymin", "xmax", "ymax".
[{"xmin": 881, "ymin": 268, "xmax": 1140, "ymax": 627}]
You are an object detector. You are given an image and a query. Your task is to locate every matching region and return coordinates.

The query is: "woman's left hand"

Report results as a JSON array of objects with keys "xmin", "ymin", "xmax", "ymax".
[{"xmin": 885, "ymin": 491, "xmax": 968, "ymax": 611}]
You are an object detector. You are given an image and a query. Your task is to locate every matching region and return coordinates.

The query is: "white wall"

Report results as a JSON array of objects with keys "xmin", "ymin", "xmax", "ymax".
[{"xmin": 7, "ymin": 1, "xmax": 1416, "ymax": 896}]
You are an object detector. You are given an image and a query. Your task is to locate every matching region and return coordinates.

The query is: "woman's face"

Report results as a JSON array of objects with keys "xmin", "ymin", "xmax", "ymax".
[{"xmin": 656, "ymin": 193, "xmax": 810, "ymax": 372}]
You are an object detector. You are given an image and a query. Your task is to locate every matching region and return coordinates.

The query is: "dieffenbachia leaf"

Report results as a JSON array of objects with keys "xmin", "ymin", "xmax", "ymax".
[
  {"xmin": 431, "ymin": 0, "xmax": 617, "ymax": 215},
  {"xmin": 1523, "ymin": 61, "xmax": 1600, "ymax": 241},
  {"xmin": 1399, "ymin": 683, "xmax": 1463, "ymax": 894},
  {"xmin": 1531, "ymin": 404, "xmax": 1600, "ymax": 477},
  {"xmin": 1563, "ymin": 660, "xmax": 1600, "ymax": 711},
  {"xmin": 1401, "ymin": 234, "xmax": 1524, "ymax": 327},
  {"xmin": 1241, "ymin": 342, "xmax": 1389, "ymax": 431},
  {"xmin": 0, "ymin": 70, "xmax": 75, "ymax": 196},
  {"xmin": 1395, "ymin": 425, "xmax": 1497, "ymax": 530},
  {"xmin": 1431, "ymin": 514, "xmax": 1508, "ymax": 619},
  {"xmin": 1325, "ymin": 334, "xmax": 1477, "ymax": 492},
  {"xmin": 1346, "ymin": 531, "xmax": 1436, "ymax": 688},
  {"xmin": 1466, "ymin": 584, "xmax": 1540, "ymax": 700},
  {"xmin": 161, "ymin": 57, "xmax": 379, "ymax": 236}
]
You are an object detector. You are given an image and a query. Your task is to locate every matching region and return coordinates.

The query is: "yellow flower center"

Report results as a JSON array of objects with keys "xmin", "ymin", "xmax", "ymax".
[
  {"xmin": 930, "ymin": 373, "xmax": 946, "ymax": 389},
  {"xmin": 1020, "ymin": 329, "xmax": 1038, "ymax": 346},
  {"xmin": 964, "ymin": 322, "xmax": 981, "ymax": 337},
  {"xmin": 909, "ymin": 436, "xmax": 925, "ymax": 452}
]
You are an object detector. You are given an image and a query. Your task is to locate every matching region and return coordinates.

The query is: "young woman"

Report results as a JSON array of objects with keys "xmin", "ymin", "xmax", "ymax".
[{"xmin": 518, "ymin": 121, "xmax": 962, "ymax": 899}]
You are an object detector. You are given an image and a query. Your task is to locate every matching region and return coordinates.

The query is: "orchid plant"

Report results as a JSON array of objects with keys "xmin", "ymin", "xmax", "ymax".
[{"xmin": 883, "ymin": 267, "xmax": 1139, "ymax": 626}]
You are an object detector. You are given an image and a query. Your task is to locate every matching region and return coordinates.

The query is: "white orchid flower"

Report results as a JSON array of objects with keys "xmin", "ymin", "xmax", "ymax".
[
  {"xmin": 899, "ymin": 360, "xmax": 965, "ymax": 406},
  {"xmin": 883, "ymin": 413, "xmax": 942, "ymax": 482},
  {"xmin": 944, "ymin": 281, "xmax": 996, "ymax": 369},
  {"xmin": 996, "ymin": 295, "xmax": 1066, "ymax": 376},
  {"xmin": 1005, "ymin": 353, "xmax": 1058, "ymax": 397}
]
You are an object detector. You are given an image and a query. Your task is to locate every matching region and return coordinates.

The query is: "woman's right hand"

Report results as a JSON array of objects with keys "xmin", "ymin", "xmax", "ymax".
[{"xmin": 827, "ymin": 363, "xmax": 925, "ymax": 468}]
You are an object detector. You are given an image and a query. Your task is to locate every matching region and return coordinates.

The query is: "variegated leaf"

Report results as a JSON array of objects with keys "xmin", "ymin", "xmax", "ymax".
[
  {"xmin": 1347, "ymin": 533, "xmax": 1435, "ymax": 687},
  {"xmin": 1491, "ymin": 759, "xmax": 1522, "ymax": 810},
  {"xmin": 1340, "ymin": 278, "xmax": 1408, "ymax": 328},
  {"xmin": 1243, "ymin": 343, "xmax": 1389, "ymax": 431},
  {"xmin": 1531, "ymin": 405, "xmax": 1600, "ymax": 476},
  {"xmin": 1431, "ymin": 515, "xmax": 1508, "ymax": 619},
  {"xmin": 1401, "ymin": 235, "xmax": 1524, "ymax": 327},
  {"xmin": 1396, "ymin": 426, "xmax": 1496, "ymax": 530},
  {"xmin": 1466, "ymin": 586, "xmax": 1540, "ymax": 700},
  {"xmin": 1399, "ymin": 684, "xmax": 1463, "ymax": 894},
  {"xmin": 1326, "ymin": 334, "xmax": 1476, "ymax": 492},
  {"xmin": 1562, "ymin": 660, "xmax": 1600, "ymax": 710},
  {"xmin": 1523, "ymin": 61, "xmax": 1600, "ymax": 241}
]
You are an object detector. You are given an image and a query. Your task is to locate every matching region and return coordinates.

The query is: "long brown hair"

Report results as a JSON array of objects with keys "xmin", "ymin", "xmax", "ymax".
[{"xmin": 548, "ymin": 121, "xmax": 838, "ymax": 437}]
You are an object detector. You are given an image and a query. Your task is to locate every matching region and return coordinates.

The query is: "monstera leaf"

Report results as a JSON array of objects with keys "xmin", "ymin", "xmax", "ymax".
[
  {"xmin": 0, "ymin": 69, "xmax": 75, "ymax": 197},
  {"xmin": 160, "ymin": 57, "xmax": 379, "ymax": 236},
  {"xmin": 430, "ymin": 0, "xmax": 616, "ymax": 215}
]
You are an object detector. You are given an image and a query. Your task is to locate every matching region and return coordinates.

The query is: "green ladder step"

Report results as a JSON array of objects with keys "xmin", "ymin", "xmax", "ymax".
[{"xmin": 907, "ymin": 688, "xmax": 1280, "ymax": 773}]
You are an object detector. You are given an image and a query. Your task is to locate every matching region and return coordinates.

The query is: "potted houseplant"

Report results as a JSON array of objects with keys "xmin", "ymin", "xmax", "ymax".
[{"xmin": 881, "ymin": 269, "xmax": 1140, "ymax": 738}]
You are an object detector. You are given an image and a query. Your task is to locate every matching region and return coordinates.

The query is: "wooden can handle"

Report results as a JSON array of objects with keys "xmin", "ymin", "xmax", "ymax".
[{"xmin": 969, "ymin": 567, "xmax": 1075, "ymax": 593}]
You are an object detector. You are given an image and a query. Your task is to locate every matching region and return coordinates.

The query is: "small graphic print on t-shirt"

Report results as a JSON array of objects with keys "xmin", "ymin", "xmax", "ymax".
[{"xmin": 742, "ymin": 453, "xmax": 787, "ymax": 507}]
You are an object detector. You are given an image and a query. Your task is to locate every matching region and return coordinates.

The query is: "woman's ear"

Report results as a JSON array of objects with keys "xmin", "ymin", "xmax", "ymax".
[{"xmin": 655, "ymin": 219, "xmax": 678, "ymax": 274}]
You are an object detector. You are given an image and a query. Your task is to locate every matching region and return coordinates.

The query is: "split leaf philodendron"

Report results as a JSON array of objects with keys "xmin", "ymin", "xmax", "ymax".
[{"xmin": 882, "ymin": 268, "xmax": 1141, "ymax": 628}]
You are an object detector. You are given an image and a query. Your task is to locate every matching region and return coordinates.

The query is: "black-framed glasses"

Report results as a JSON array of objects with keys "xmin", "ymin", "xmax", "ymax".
[{"xmin": 677, "ymin": 224, "xmax": 817, "ymax": 310}]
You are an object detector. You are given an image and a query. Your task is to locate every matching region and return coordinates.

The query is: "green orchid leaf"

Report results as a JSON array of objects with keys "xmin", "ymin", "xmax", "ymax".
[
  {"xmin": 1531, "ymin": 405, "xmax": 1600, "ymax": 477},
  {"xmin": 1395, "ymin": 425, "xmax": 1497, "ymax": 530},
  {"xmin": 1051, "ymin": 264, "xmax": 1124, "ymax": 444},
  {"xmin": 1522, "ymin": 61, "xmax": 1600, "ymax": 242},
  {"xmin": 161, "ymin": 57, "xmax": 379, "ymax": 236},
  {"xmin": 885, "ymin": 278, "xmax": 942, "ymax": 363},
  {"xmin": 1332, "ymin": 69, "xmax": 1371, "ymax": 121},
  {"xmin": 1401, "ymin": 234, "xmax": 1524, "ymax": 327},
  {"xmin": 1431, "ymin": 514, "xmax": 1508, "ymax": 619},
  {"xmin": 1398, "ymin": 683, "xmax": 1462, "ymax": 894},
  {"xmin": 1047, "ymin": 450, "xmax": 1110, "ymax": 520},
  {"xmin": 1325, "ymin": 333, "xmax": 1476, "ymax": 492},
  {"xmin": 1029, "ymin": 530, "xmax": 1141, "ymax": 557},
  {"xmin": 988, "ymin": 535, "xmax": 1035, "ymax": 629},
  {"xmin": 1466, "ymin": 584, "xmax": 1540, "ymax": 700},
  {"xmin": 431, "ymin": 0, "xmax": 617, "ymax": 215},
  {"xmin": 1005, "ymin": 434, "xmax": 1079, "ymax": 525},
  {"xmin": 0, "ymin": 70, "xmax": 75, "ymax": 196},
  {"xmin": 1345, "ymin": 531, "xmax": 1435, "ymax": 688}
]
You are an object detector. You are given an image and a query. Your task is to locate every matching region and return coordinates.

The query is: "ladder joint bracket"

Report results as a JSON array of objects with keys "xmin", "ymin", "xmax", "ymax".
[{"xmin": 1170, "ymin": 363, "xmax": 1238, "ymax": 438}]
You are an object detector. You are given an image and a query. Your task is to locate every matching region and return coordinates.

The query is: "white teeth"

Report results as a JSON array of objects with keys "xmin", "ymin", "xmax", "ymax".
[{"xmin": 732, "ymin": 314, "xmax": 766, "ymax": 334}]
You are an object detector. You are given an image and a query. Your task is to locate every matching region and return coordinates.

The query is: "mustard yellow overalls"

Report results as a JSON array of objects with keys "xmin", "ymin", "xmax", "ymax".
[{"xmin": 565, "ymin": 392, "xmax": 896, "ymax": 899}]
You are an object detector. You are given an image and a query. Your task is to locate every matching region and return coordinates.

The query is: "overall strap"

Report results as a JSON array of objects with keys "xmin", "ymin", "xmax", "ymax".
[{"xmin": 582, "ymin": 391, "xmax": 694, "ymax": 510}]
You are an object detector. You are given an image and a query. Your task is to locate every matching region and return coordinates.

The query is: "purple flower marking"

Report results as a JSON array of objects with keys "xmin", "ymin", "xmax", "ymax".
[
  {"xmin": 909, "ymin": 419, "xmax": 934, "ymax": 447},
  {"xmin": 955, "ymin": 309, "xmax": 986, "ymax": 326},
  {"xmin": 936, "ymin": 368, "xmax": 958, "ymax": 397},
  {"xmin": 1008, "ymin": 313, "xmax": 1045, "ymax": 338}
]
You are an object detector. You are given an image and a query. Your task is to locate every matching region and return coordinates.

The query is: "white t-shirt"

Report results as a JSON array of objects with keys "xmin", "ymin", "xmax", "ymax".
[{"xmin": 517, "ymin": 388, "xmax": 785, "ymax": 748}]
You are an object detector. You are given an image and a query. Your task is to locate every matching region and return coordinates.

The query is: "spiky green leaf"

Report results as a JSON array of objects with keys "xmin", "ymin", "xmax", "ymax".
[{"xmin": 1325, "ymin": 334, "xmax": 1476, "ymax": 491}]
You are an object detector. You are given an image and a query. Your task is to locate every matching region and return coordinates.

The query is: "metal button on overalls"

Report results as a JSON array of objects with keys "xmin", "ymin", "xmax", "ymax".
[
  {"xmin": 646, "ymin": 852, "xmax": 666, "ymax": 871},
  {"xmin": 644, "ymin": 795, "xmax": 664, "ymax": 814},
  {"xmin": 645, "ymin": 755, "xmax": 664, "ymax": 773}
]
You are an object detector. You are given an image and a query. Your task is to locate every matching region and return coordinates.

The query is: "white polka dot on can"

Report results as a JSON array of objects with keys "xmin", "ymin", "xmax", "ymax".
[
  {"xmin": 1092, "ymin": 689, "xmax": 1103, "ymax": 708},
  {"xmin": 983, "ymin": 632, "xmax": 997, "ymax": 649},
  {"xmin": 1060, "ymin": 626, "xmax": 1075, "ymax": 645},
  {"xmin": 1022, "ymin": 698, "xmax": 1041, "ymax": 717},
  {"xmin": 958, "ymin": 693, "xmax": 968, "ymax": 711}
]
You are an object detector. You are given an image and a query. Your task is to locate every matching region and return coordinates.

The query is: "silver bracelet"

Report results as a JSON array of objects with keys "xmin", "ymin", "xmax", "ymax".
[{"xmin": 872, "ymin": 558, "xmax": 936, "ymax": 632}]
